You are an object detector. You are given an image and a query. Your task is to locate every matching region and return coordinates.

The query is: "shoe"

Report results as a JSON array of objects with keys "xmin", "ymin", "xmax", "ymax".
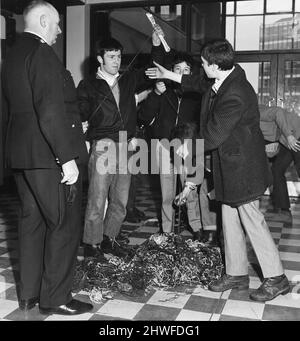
[
  {"xmin": 125, "ymin": 209, "xmax": 141, "ymax": 223},
  {"xmin": 203, "ymin": 231, "xmax": 219, "ymax": 247},
  {"xmin": 84, "ymin": 244, "xmax": 107, "ymax": 262},
  {"xmin": 192, "ymin": 230, "xmax": 218, "ymax": 246},
  {"xmin": 116, "ymin": 231, "xmax": 130, "ymax": 244},
  {"xmin": 209, "ymin": 274, "xmax": 249, "ymax": 292},
  {"xmin": 265, "ymin": 208, "xmax": 292, "ymax": 223},
  {"xmin": 192, "ymin": 230, "xmax": 204, "ymax": 241},
  {"xmin": 249, "ymin": 274, "xmax": 290, "ymax": 302},
  {"xmin": 101, "ymin": 235, "xmax": 129, "ymax": 258},
  {"xmin": 133, "ymin": 208, "xmax": 146, "ymax": 220},
  {"xmin": 39, "ymin": 298, "xmax": 93, "ymax": 315},
  {"xmin": 19, "ymin": 297, "xmax": 39, "ymax": 311}
]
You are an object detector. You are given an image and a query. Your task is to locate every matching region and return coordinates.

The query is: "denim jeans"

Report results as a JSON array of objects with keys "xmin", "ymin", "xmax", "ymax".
[
  {"xmin": 156, "ymin": 141, "xmax": 202, "ymax": 233},
  {"xmin": 83, "ymin": 140, "xmax": 131, "ymax": 245}
]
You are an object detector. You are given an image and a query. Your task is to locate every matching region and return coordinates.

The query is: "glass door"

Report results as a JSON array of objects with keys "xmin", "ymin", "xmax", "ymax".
[
  {"xmin": 278, "ymin": 53, "xmax": 300, "ymax": 195},
  {"xmin": 278, "ymin": 53, "xmax": 300, "ymax": 112},
  {"xmin": 235, "ymin": 53, "xmax": 278, "ymax": 105},
  {"xmin": 235, "ymin": 51, "xmax": 300, "ymax": 196}
]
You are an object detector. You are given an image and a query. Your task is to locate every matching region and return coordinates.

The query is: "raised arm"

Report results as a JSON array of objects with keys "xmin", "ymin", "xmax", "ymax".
[{"xmin": 145, "ymin": 61, "xmax": 208, "ymax": 94}]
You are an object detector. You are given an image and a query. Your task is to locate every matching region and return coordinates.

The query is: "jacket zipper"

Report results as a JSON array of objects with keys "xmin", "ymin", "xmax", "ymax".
[{"xmin": 175, "ymin": 97, "xmax": 182, "ymax": 126}]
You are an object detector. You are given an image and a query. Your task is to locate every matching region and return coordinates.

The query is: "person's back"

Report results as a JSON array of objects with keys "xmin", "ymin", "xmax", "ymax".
[
  {"xmin": 3, "ymin": 32, "xmax": 87, "ymax": 170},
  {"xmin": 1, "ymin": 0, "xmax": 92, "ymax": 316}
]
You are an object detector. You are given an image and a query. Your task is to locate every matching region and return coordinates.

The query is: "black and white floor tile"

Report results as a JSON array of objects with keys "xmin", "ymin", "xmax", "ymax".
[{"xmin": 0, "ymin": 175, "xmax": 300, "ymax": 321}]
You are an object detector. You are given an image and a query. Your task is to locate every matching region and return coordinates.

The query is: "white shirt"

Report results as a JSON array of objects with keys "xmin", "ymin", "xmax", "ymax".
[{"xmin": 96, "ymin": 67, "xmax": 119, "ymax": 87}]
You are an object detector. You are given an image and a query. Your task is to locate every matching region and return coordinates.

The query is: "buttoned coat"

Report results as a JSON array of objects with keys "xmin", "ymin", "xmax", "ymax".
[
  {"xmin": 182, "ymin": 64, "xmax": 271, "ymax": 206},
  {"xmin": 2, "ymin": 32, "xmax": 88, "ymax": 169}
]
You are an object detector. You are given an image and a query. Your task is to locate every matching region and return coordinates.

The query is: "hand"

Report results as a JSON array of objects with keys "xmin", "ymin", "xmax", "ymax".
[
  {"xmin": 61, "ymin": 159, "xmax": 79, "ymax": 185},
  {"xmin": 174, "ymin": 186, "xmax": 191, "ymax": 206},
  {"xmin": 145, "ymin": 61, "xmax": 169, "ymax": 79},
  {"xmin": 152, "ymin": 24, "xmax": 164, "ymax": 46},
  {"xmin": 265, "ymin": 142, "xmax": 279, "ymax": 154},
  {"xmin": 287, "ymin": 135, "xmax": 300, "ymax": 152},
  {"xmin": 154, "ymin": 81, "xmax": 166, "ymax": 95},
  {"xmin": 82, "ymin": 121, "xmax": 89, "ymax": 134}
]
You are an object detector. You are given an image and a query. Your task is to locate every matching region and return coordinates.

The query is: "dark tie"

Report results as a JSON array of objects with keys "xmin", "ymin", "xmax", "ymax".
[{"xmin": 208, "ymin": 88, "xmax": 217, "ymax": 111}]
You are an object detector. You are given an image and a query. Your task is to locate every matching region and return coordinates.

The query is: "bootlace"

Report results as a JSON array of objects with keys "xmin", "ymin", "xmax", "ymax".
[{"xmin": 112, "ymin": 238, "xmax": 121, "ymax": 248}]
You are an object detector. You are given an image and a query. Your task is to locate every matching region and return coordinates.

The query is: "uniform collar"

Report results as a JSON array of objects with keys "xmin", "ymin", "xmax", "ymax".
[{"xmin": 24, "ymin": 30, "xmax": 48, "ymax": 44}]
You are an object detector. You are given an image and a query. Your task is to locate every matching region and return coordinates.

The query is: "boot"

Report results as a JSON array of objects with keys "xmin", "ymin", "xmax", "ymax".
[
  {"xmin": 249, "ymin": 274, "xmax": 290, "ymax": 302},
  {"xmin": 101, "ymin": 235, "xmax": 129, "ymax": 258},
  {"xmin": 209, "ymin": 274, "xmax": 249, "ymax": 292}
]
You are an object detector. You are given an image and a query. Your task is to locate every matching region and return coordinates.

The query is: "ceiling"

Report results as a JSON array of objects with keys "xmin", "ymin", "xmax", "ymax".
[
  {"xmin": 1, "ymin": 0, "xmax": 85, "ymax": 14},
  {"xmin": 1, "ymin": 0, "xmax": 248, "ymax": 14}
]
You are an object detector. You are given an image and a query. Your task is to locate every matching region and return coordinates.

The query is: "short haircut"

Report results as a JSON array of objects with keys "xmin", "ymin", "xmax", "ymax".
[
  {"xmin": 23, "ymin": 0, "xmax": 52, "ymax": 17},
  {"xmin": 171, "ymin": 52, "xmax": 194, "ymax": 70},
  {"xmin": 201, "ymin": 39, "xmax": 234, "ymax": 71},
  {"xmin": 94, "ymin": 38, "xmax": 123, "ymax": 58}
]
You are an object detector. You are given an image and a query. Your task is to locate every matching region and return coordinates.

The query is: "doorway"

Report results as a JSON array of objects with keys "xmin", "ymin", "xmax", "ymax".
[{"xmin": 236, "ymin": 51, "xmax": 300, "ymax": 196}]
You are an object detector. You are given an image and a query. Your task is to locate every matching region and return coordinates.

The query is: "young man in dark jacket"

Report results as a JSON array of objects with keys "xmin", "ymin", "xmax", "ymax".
[
  {"xmin": 145, "ymin": 38, "xmax": 289, "ymax": 302},
  {"xmin": 139, "ymin": 51, "xmax": 217, "ymax": 242},
  {"xmin": 77, "ymin": 30, "xmax": 161, "ymax": 258}
]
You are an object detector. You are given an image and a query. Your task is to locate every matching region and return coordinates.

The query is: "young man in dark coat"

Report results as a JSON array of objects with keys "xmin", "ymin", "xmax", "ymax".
[
  {"xmin": 1, "ymin": 1, "xmax": 92, "ymax": 315},
  {"xmin": 77, "ymin": 29, "xmax": 162, "ymax": 259},
  {"xmin": 139, "ymin": 52, "xmax": 217, "ymax": 242},
  {"xmin": 145, "ymin": 38, "xmax": 289, "ymax": 302}
]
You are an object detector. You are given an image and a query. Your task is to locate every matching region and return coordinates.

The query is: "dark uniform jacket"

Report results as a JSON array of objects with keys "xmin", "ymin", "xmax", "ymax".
[
  {"xmin": 182, "ymin": 64, "xmax": 271, "ymax": 206},
  {"xmin": 2, "ymin": 32, "xmax": 88, "ymax": 169}
]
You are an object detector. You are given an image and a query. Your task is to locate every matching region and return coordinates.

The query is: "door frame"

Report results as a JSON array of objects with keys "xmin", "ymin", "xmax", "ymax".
[{"xmin": 235, "ymin": 50, "xmax": 300, "ymax": 106}]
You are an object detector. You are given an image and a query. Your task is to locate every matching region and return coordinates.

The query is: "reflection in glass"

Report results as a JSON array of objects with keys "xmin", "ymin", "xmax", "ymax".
[
  {"xmin": 266, "ymin": 0, "xmax": 292, "ymax": 13},
  {"xmin": 236, "ymin": 16, "xmax": 263, "ymax": 50},
  {"xmin": 264, "ymin": 14, "xmax": 296, "ymax": 50},
  {"xmin": 237, "ymin": 0, "xmax": 264, "ymax": 15},
  {"xmin": 109, "ymin": 7, "xmax": 188, "ymax": 55},
  {"xmin": 239, "ymin": 62, "xmax": 271, "ymax": 105},
  {"xmin": 283, "ymin": 60, "xmax": 300, "ymax": 115}
]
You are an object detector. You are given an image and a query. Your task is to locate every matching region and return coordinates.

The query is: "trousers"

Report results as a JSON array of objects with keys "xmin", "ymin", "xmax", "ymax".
[
  {"xmin": 222, "ymin": 200, "xmax": 284, "ymax": 278},
  {"xmin": 14, "ymin": 168, "xmax": 82, "ymax": 307}
]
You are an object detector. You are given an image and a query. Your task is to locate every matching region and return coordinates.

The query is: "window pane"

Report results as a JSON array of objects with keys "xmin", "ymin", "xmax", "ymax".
[
  {"xmin": 226, "ymin": 1, "xmax": 234, "ymax": 15},
  {"xmin": 238, "ymin": 62, "xmax": 271, "ymax": 105},
  {"xmin": 264, "ymin": 14, "xmax": 294, "ymax": 50},
  {"xmin": 237, "ymin": 0, "xmax": 264, "ymax": 15},
  {"xmin": 156, "ymin": 5, "xmax": 185, "ymax": 31},
  {"xmin": 292, "ymin": 14, "xmax": 300, "ymax": 48},
  {"xmin": 225, "ymin": 16, "xmax": 235, "ymax": 47},
  {"xmin": 266, "ymin": 0, "xmax": 293, "ymax": 13},
  {"xmin": 296, "ymin": 0, "xmax": 300, "ymax": 12},
  {"xmin": 236, "ymin": 15, "xmax": 263, "ymax": 50},
  {"xmin": 109, "ymin": 7, "xmax": 188, "ymax": 57},
  {"xmin": 283, "ymin": 60, "xmax": 300, "ymax": 115}
]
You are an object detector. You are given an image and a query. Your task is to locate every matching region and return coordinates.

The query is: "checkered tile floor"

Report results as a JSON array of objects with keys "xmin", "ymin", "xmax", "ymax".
[{"xmin": 0, "ymin": 175, "xmax": 300, "ymax": 321}]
